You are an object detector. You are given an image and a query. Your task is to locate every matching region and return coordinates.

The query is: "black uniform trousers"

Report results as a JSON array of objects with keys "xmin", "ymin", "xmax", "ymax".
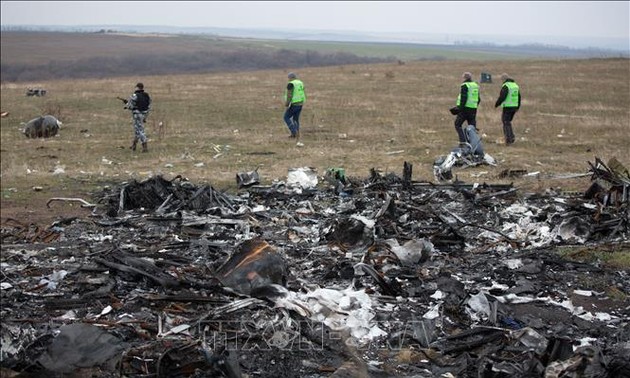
[
  {"xmin": 501, "ymin": 107, "xmax": 518, "ymax": 144},
  {"xmin": 454, "ymin": 108, "xmax": 477, "ymax": 144}
]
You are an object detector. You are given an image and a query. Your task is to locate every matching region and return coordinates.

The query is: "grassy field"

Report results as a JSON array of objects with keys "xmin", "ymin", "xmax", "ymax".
[
  {"xmin": 1, "ymin": 57, "xmax": 629, "ymax": 224},
  {"xmin": 0, "ymin": 31, "xmax": 545, "ymax": 66}
]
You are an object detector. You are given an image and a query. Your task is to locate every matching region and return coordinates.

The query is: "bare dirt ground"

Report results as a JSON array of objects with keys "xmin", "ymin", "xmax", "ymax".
[{"xmin": 1, "ymin": 184, "xmax": 102, "ymax": 225}]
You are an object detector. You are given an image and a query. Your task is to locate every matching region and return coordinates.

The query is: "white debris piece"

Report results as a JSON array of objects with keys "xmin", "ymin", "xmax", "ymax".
[
  {"xmin": 430, "ymin": 290, "xmax": 445, "ymax": 300},
  {"xmin": 423, "ymin": 304, "xmax": 441, "ymax": 319},
  {"xmin": 52, "ymin": 165, "xmax": 65, "ymax": 175},
  {"xmin": 573, "ymin": 289, "xmax": 593, "ymax": 297},
  {"xmin": 301, "ymin": 286, "xmax": 387, "ymax": 345},
  {"xmin": 39, "ymin": 270, "xmax": 68, "ymax": 290},
  {"xmin": 384, "ymin": 238, "xmax": 433, "ymax": 265},
  {"xmin": 96, "ymin": 305, "xmax": 113, "ymax": 318},
  {"xmin": 466, "ymin": 291, "xmax": 491, "ymax": 321},
  {"xmin": 287, "ymin": 167, "xmax": 318, "ymax": 189},
  {"xmin": 574, "ymin": 337, "xmax": 598, "ymax": 351},
  {"xmin": 504, "ymin": 259, "xmax": 524, "ymax": 270},
  {"xmin": 351, "ymin": 214, "xmax": 375, "ymax": 229}
]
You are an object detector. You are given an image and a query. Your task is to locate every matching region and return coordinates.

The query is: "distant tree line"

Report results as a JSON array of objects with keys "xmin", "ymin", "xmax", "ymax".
[
  {"xmin": 452, "ymin": 41, "xmax": 627, "ymax": 58},
  {"xmin": 1, "ymin": 48, "xmax": 392, "ymax": 82}
]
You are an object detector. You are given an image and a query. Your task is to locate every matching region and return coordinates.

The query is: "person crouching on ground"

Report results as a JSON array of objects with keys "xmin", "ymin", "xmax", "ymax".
[{"xmin": 283, "ymin": 72, "xmax": 306, "ymax": 139}]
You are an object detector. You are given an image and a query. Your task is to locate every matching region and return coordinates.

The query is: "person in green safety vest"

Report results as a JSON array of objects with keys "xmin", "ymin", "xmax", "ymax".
[
  {"xmin": 454, "ymin": 72, "xmax": 481, "ymax": 146},
  {"xmin": 495, "ymin": 73, "xmax": 521, "ymax": 145},
  {"xmin": 283, "ymin": 72, "xmax": 306, "ymax": 140}
]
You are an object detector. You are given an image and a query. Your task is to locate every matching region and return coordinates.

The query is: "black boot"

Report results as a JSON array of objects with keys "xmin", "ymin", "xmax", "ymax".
[
  {"xmin": 130, "ymin": 138, "xmax": 138, "ymax": 151},
  {"xmin": 142, "ymin": 142, "xmax": 148, "ymax": 152}
]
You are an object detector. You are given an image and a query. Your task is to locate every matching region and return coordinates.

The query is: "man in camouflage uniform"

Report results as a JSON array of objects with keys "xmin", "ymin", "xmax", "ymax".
[{"xmin": 122, "ymin": 82, "xmax": 152, "ymax": 152}]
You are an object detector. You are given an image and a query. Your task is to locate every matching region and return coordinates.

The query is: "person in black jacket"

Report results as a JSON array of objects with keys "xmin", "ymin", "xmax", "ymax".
[
  {"xmin": 495, "ymin": 73, "xmax": 521, "ymax": 145},
  {"xmin": 453, "ymin": 72, "xmax": 481, "ymax": 146},
  {"xmin": 122, "ymin": 82, "xmax": 152, "ymax": 152}
]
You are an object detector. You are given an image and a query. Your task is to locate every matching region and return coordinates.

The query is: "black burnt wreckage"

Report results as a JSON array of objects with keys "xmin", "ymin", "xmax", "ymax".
[{"xmin": 1, "ymin": 158, "xmax": 629, "ymax": 377}]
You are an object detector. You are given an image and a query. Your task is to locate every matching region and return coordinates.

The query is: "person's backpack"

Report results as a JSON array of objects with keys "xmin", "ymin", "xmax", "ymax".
[{"xmin": 134, "ymin": 92, "xmax": 151, "ymax": 111}]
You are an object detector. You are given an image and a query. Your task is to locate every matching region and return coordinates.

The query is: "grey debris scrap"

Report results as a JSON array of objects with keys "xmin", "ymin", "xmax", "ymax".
[{"xmin": 23, "ymin": 115, "xmax": 62, "ymax": 138}]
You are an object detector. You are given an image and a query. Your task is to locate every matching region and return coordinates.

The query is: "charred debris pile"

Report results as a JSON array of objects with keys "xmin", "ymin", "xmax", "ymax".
[{"xmin": 1, "ymin": 158, "xmax": 629, "ymax": 377}]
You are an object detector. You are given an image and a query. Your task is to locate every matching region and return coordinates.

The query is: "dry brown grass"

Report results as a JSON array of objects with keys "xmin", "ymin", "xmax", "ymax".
[{"xmin": 1, "ymin": 58, "xmax": 629, "ymax": 224}]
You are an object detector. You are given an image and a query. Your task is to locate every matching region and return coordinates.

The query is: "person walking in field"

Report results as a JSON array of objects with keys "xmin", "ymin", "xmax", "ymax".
[
  {"xmin": 122, "ymin": 82, "xmax": 152, "ymax": 152},
  {"xmin": 453, "ymin": 72, "xmax": 481, "ymax": 147},
  {"xmin": 283, "ymin": 72, "xmax": 306, "ymax": 140},
  {"xmin": 495, "ymin": 73, "xmax": 521, "ymax": 145}
]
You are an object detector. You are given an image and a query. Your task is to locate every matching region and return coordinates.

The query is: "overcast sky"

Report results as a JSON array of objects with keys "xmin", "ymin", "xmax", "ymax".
[{"xmin": 1, "ymin": 1, "xmax": 628, "ymax": 39}]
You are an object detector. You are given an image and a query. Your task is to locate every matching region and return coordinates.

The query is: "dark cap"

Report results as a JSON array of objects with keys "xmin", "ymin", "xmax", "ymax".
[
  {"xmin": 287, "ymin": 72, "xmax": 297, "ymax": 79},
  {"xmin": 135, "ymin": 82, "xmax": 144, "ymax": 89}
]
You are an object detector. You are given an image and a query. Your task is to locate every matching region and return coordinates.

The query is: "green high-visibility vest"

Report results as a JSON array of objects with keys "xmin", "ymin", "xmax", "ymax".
[
  {"xmin": 502, "ymin": 81, "xmax": 519, "ymax": 108},
  {"xmin": 456, "ymin": 82, "xmax": 479, "ymax": 109},
  {"xmin": 285, "ymin": 79, "xmax": 306, "ymax": 104}
]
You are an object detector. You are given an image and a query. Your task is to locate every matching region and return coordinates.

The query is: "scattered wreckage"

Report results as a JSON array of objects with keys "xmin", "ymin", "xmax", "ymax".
[
  {"xmin": 25, "ymin": 88, "xmax": 46, "ymax": 97},
  {"xmin": 433, "ymin": 124, "xmax": 496, "ymax": 181},
  {"xmin": 1, "ymin": 158, "xmax": 629, "ymax": 377},
  {"xmin": 22, "ymin": 115, "xmax": 62, "ymax": 139}
]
